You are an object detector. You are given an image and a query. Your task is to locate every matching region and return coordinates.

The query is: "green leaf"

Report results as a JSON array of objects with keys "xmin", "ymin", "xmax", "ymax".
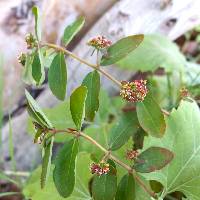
[
  {"xmin": 67, "ymin": 152, "xmax": 93, "ymax": 200},
  {"xmin": 100, "ymin": 35, "xmax": 144, "ymax": 66},
  {"xmin": 48, "ymin": 52, "xmax": 67, "ymax": 100},
  {"xmin": 62, "ymin": 16, "xmax": 85, "ymax": 46},
  {"xmin": 108, "ymin": 111, "xmax": 139, "ymax": 151},
  {"xmin": 22, "ymin": 53, "xmax": 35, "ymax": 85},
  {"xmin": 23, "ymin": 166, "xmax": 66, "ymax": 200},
  {"xmin": 117, "ymin": 34, "xmax": 186, "ymax": 72},
  {"xmin": 53, "ymin": 139, "xmax": 79, "ymax": 198},
  {"xmin": 32, "ymin": 52, "xmax": 42, "ymax": 85},
  {"xmin": 28, "ymin": 101, "xmax": 74, "ymax": 143},
  {"xmin": 136, "ymin": 92, "xmax": 166, "ymax": 138},
  {"xmin": 115, "ymin": 174, "xmax": 135, "ymax": 200},
  {"xmin": 25, "ymin": 90, "xmax": 52, "ymax": 128},
  {"xmin": 41, "ymin": 137, "xmax": 54, "ymax": 189},
  {"xmin": 70, "ymin": 86, "xmax": 87, "ymax": 130},
  {"xmin": 133, "ymin": 127, "xmax": 147, "ymax": 150},
  {"xmin": 82, "ymin": 70, "xmax": 100, "ymax": 121},
  {"xmin": 134, "ymin": 147, "xmax": 173, "ymax": 173},
  {"xmin": 142, "ymin": 101, "xmax": 200, "ymax": 199},
  {"xmin": 32, "ymin": 6, "xmax": 41, "ymax": 41},
  {"xmin": 92, "ymin": 160, "xmax": 117, "ymax": 200}
]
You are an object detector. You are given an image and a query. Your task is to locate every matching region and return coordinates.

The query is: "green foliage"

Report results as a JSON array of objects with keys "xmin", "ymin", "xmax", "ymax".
[
  {"xmin": 23, "ymin": 166, "xmax": 65, "ymax": 200},
  {"xmin": 32, "ymin": 6, "xmax": 41, "ymax": 41},
  {"xmin": 101, "ymin": 35, "xmax": 144, "ymax": 66},
  {"xmin": 134, "ymin": 147, "xmax": 173, "ymax": 173},
  {"xmin": 53, "ymin": 139, "xmax": 79, "ymax": 198},
  {"xmin": 115, "ymin": 173, "xmax": 135, "ymax": 200},
  {"xmin": 143, "ymin": 101, "xmax": 200, "ymax": 199},
  {"xmin": 41, "ymin": 137, "xmax": 54, "ymax": 188},
  {"xmin": 108, "ymin": 111, "xmax": 139, "ymax": 151},
  {"xmin": 32, "ymin": 52, "xmax": 43, "ymax": 85},
  {"xmin": 48, "ymin": 52, "xmax": 67, "ymax": 100},
  {"xmin": 92, "ymin": 160, "xmax": 117, "ymax": 200},
  {"xmin": 21, "ymin": 9, "xmax": 200, "ymax": 199},
  {"xmin": 62, "ymin": 16, "xmax": 85, "ymax": 46},
  {"xmin": 22, "ymin": 53, "xmax": 35, "ymax": 85},
  {"xmin": 82, "ymin": 70, "xmax": 100, "ymax": 121},
  {"xmin": 70, "ymin": 86, "xmax": 87, "ymax": 130},
  {"xmin": 136, "ymin": 92, "xmax": 166, "ymax": 138},
  {"xmin": 118, "ymin": 34, "xmax": 186, "ymax": 72},
  {"xmin": 25, "ymin": 90, "xmax": 52, "ymax": 129}
]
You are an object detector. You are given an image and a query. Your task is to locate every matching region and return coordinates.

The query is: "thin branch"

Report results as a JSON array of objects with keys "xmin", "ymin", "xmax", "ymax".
[
  {"xmin": 4, "ymin": 170, "xmax": 30, "ymax": 177},
  {"xmin": 49, "ymin": 128, "xmax": 157, "ymax": 199},
  {"xmin": 42, "ymin": 43, "xmax": 121, "ymax": 87}
]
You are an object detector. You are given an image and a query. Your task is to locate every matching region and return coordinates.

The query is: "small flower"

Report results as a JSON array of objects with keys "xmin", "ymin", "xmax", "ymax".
[
  {"xmin": 87, "ymin": 36, "xmax": 112, "ymax": 50},
  {"xmin": 126, "ymin": 149, "xmax": 139, "ymax": 160},
  {"xmin": 180, "ymin": 87, "xmax": 189, "ymax": 98},
  {"xmin": 90, "ymin": 162, "xmax": 110, "ymax": 176},
  {"xmin": 25, "ymin": 33, "xmax": 37, "ymax": 49},
  {"xmin": 120, "ymin": 80, "xmax": 148, "ymax": 102},
  {"xmin": 17, "ymin": 52, "xmax": 26, "ymax": 66}
]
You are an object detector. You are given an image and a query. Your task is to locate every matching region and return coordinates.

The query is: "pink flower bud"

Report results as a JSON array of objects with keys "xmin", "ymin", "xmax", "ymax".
[
  {"xmin": 87, "ymin": 36, "xmax": 112, "ymax": 50},
  {"xmin": 90, "ymin": 162, "xmax": 110, "ymax": 176},
  {"xmin": 126, "ymin": 149, "xmax": 139, "ymax": 160},
  {"xmin": 120, "ymin": 80, "xmax": 148, "ymax": 102}
]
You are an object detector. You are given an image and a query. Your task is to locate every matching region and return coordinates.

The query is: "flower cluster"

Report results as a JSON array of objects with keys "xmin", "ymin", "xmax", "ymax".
[
  {"xmin": 126, "ymin": 149, "xmax": 139, "ymax": 160},
  {"xmin": 180, "ymin": 87, "xmax": 189, "ymax": 98},
  {"xmin": 17, "ymin": 52, "xmax": 26, "ymax": 66},
  {"xmin": 120, "ymin": 80, "xmax": 148, "ymax": 102},
  {"xmin": 87, "ymin": 36, "xmax": 112, "ymax": 50},
  {"xmin": 25, "ymin": 33, "xmax": 37, "ymax": 49},
  {"xmin": 90, "ymin": 162, "xmax": 110, "ymax": 176}
]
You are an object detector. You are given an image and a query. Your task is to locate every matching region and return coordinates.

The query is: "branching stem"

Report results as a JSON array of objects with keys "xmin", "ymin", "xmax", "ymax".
[
  {"xmin": 42, "ymin": 43, "xmax": 121, "ymax": 87},
  {"xmin": 49, "ymin": 128, "xmax": 157, "ymax": 199}
]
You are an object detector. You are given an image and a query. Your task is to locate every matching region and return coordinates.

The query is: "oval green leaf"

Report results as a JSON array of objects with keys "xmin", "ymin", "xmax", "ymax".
[
  {"xmin": 41, "ymin": 137, "xmax": 54, "ymax": 189},
  {"xmin": 134, "ymin": 147, "xmax": 174, "ymax": 173},
  {"xmin": 48, "ymin": 52, "xmax": 67, "ymax": 101},
  {"xmin": 62, "ymin": 16, "xmax": 85, "ymax": 46},
  {"xmin": 70, "ymin": 86, "xmax": 87, "ymax": 130},
  {"xmin": 100, "ymin": 35, "xmax": 144, "ymax": 66},
  {"xmin": 53, "ymin": 139, "xmax": 79, "ymax": 198},
  {"xmin": 32, "ymin": 52, "xmax": 43, "ymax": 85},
  {"xmin": 115, "ymin": 174, "xmax": 135, "ymax": 200},
  {"xmin": 108, "ymin": 111, "xmax": 139, "ymax": 151},
  {"xmin": 92, "ymin": 160, "xmax": 117, "ymax": 200},
  {"xmin": 117, "ymin": 34, "xmax": 186, "ymax": 72},
  {"xmin": 82, "ymin": 70, "xmax": 100, "ymax": 121},
  {"xmin": 136, "ymin": 92, "xmax": 166, "ymax": 138}
]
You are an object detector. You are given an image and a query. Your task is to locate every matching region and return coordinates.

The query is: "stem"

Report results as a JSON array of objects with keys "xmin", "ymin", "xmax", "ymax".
[
  {"xmin": 43, "ymin": 43, "xmax": 121, "ymax": 87},
  {"xmin": 4, "ymin": 170, "xmax": 30, "ymax": 177},
  {"xmin": 167, "ymin": 73, "xmax": 173, "ymax": 108},
  {"xmin": 50, "ymin": 128, "xmax": 157, "ymax": 199}
]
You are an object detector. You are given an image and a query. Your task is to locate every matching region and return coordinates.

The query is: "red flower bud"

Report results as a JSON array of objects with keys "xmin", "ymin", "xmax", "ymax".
[
  {"xmin": 126, "ymin": 149, "xmax": 139, "ymax": 160},
  {"xmin": 120, "ymin": 80, "xmax": 148, "ymax": 102},
  {"xmin": 87, "ymin": 36, "xmax": 112, "ymax": 50},
  {"xmin": 90, "ymin": 162, "xmax": 110, "ymax": 176}
]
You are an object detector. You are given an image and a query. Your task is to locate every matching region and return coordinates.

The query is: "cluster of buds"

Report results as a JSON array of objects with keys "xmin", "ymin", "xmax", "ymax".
[
  {"xmin": 17, "ymin": 52, "xmax": 26, "ymax": 66},
  {"xmin": 126, "ymin": 149, "xmax": 139, "ymax": 160},
  {"xmin": 90, "ymin": 162, "xmax": 110, "ymax": 176},
  {"xmin": 120, "ymin": 80, "xmax": 148, "ymax": 102},
  {"xmin": 180, "ymin": 87, "xmax": 189, "ymax": 99},
  {"xmin": 87, "ymin": 36, "xmax": 112, "ymax": 50},
  {"xmin": 25, "ymin": 33, "xmax": 37, "ymax": 49}
]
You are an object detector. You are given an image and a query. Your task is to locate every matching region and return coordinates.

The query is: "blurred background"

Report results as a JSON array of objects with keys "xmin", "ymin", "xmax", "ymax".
[{"xmin": 1, "ymin": 0, "xmax": 200, "ymax": 199}]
